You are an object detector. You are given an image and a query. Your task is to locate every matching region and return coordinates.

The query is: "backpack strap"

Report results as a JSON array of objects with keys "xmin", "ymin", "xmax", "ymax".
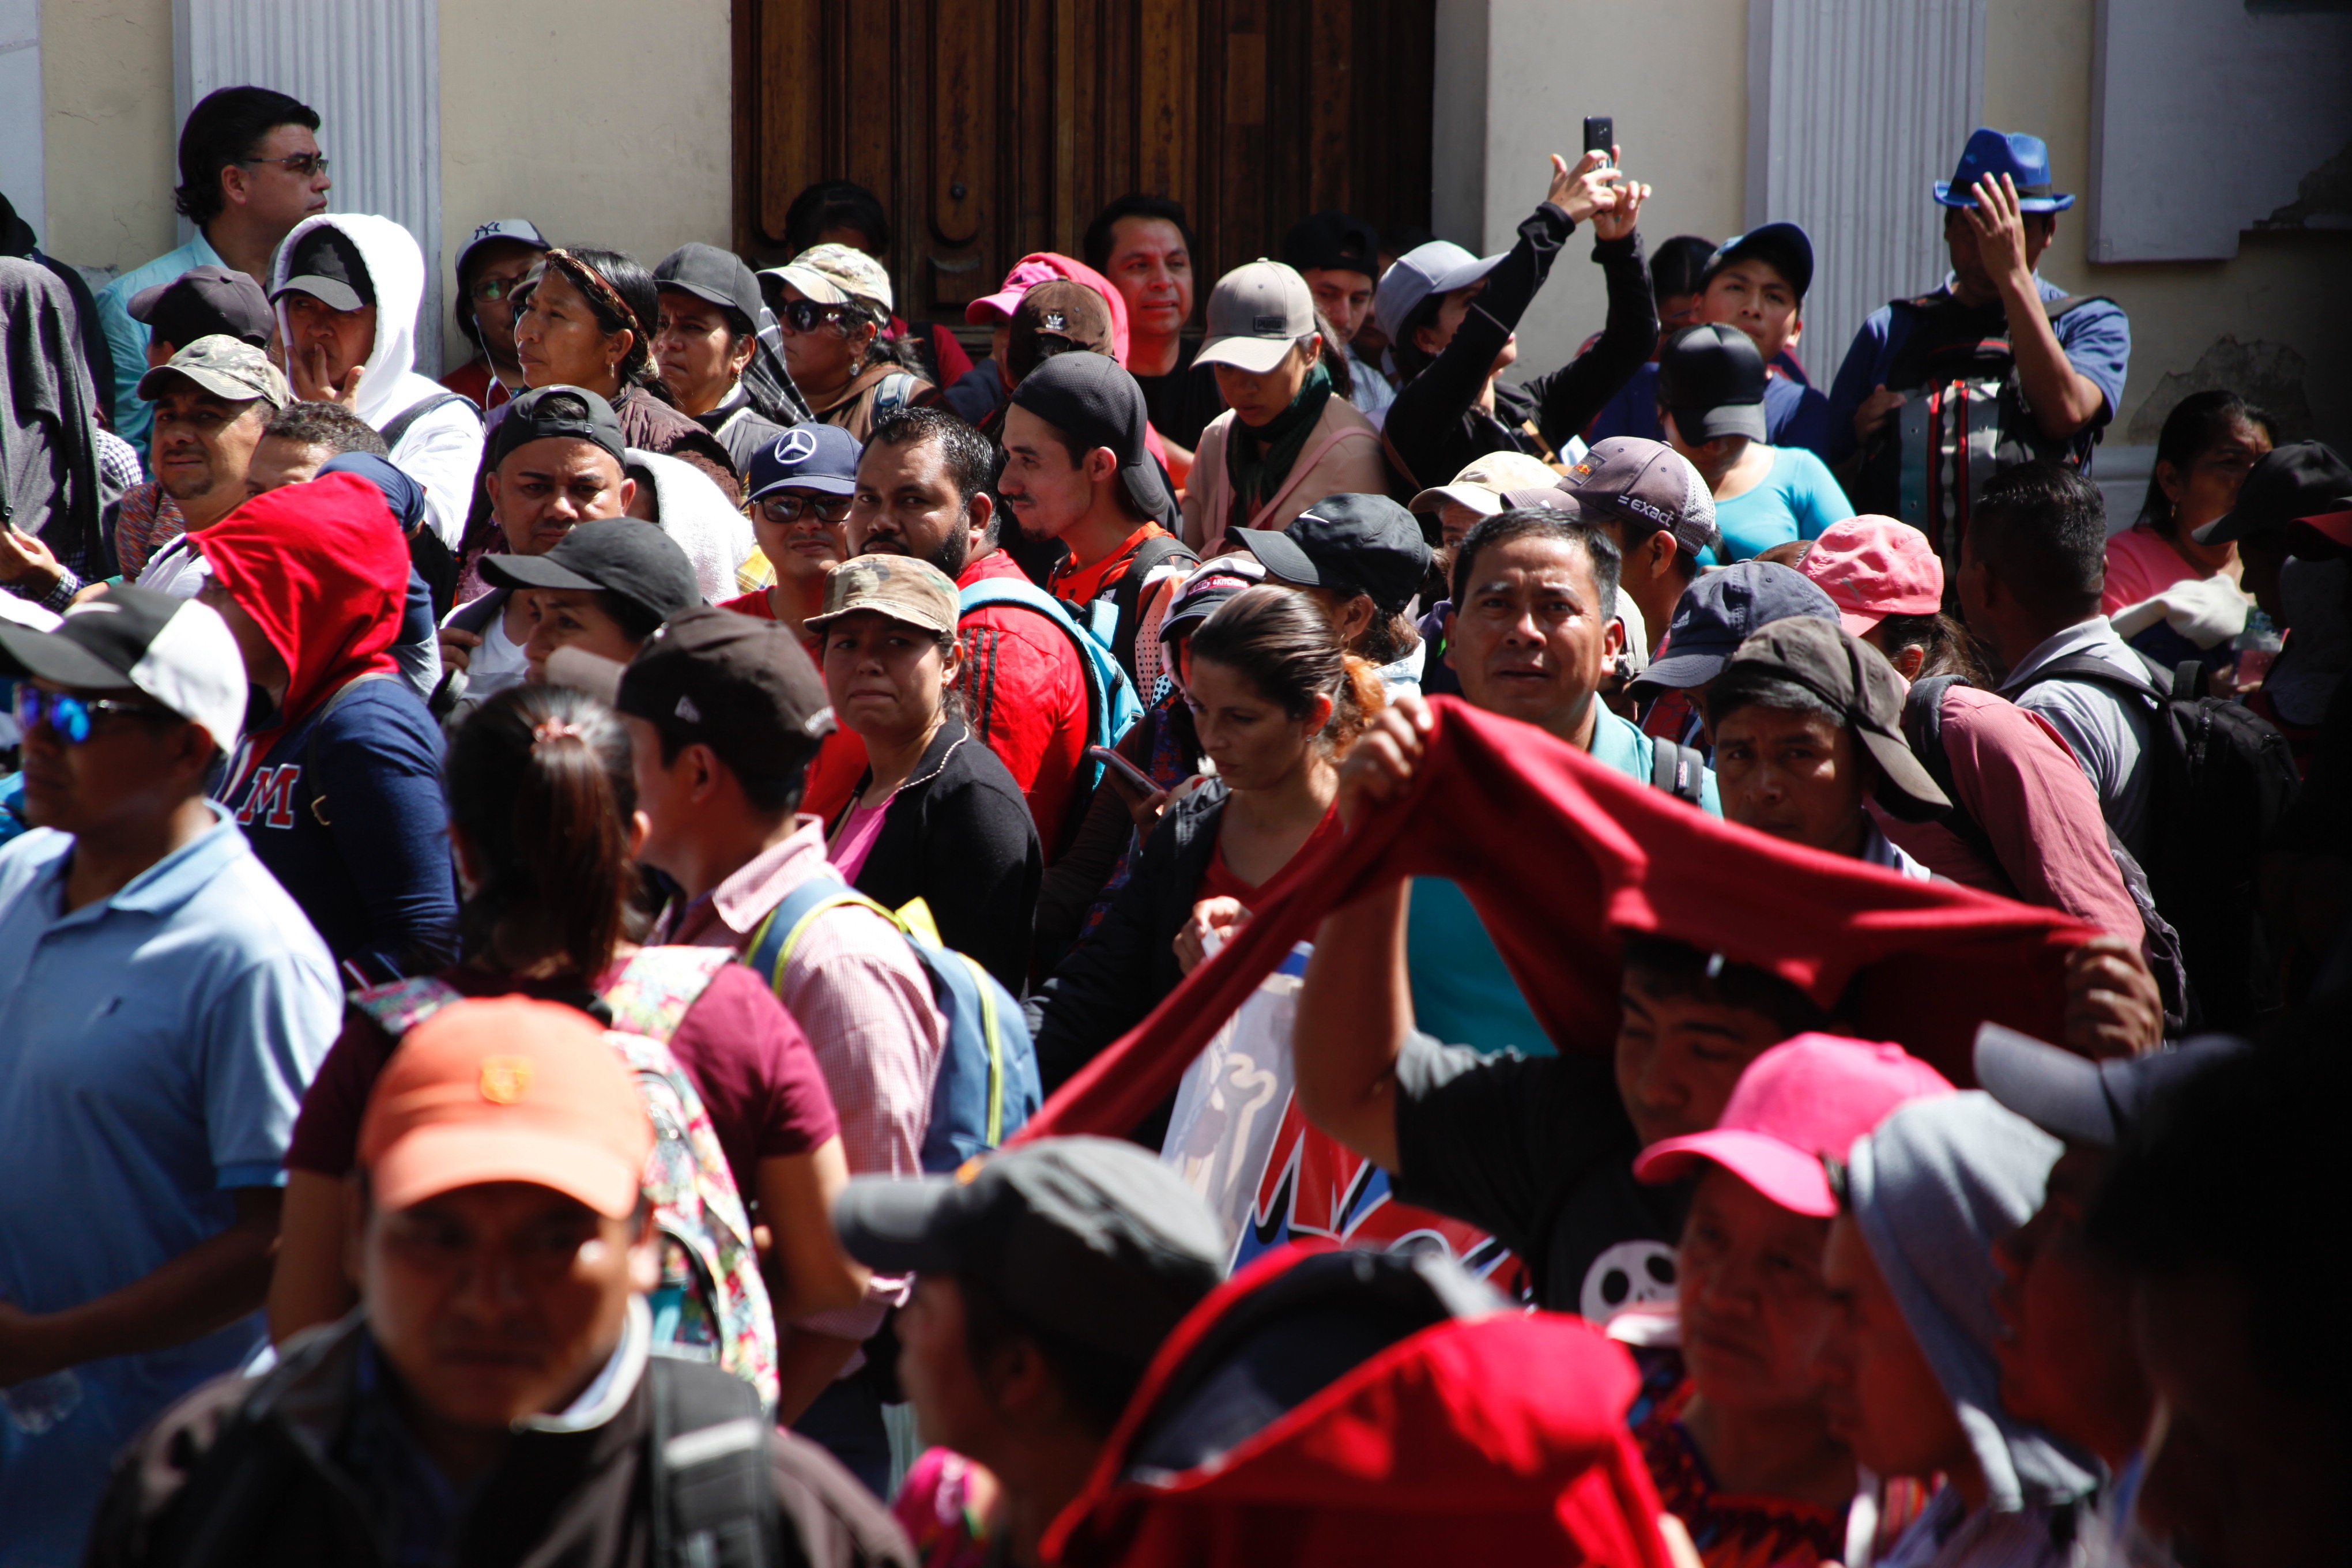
[
  {"xmin": 301, "ymin": 671, "xmax": 402, "ymax": 827},
  {"xmin": 1646, "ymin": 738, "xmax": 1707, "ymax": 808},
  {"xmin": 742, "ymin": 870, "xmax": 900, "ymax": 996},
  {"xmin": 604, "ymin": 946, "xmax": 737, "ymax": 1042},
  {"xmin": 1109, "ymin": 532, "xmax": 1198, "ymax": 678},
  {"xmin": 647, "ymin": 1356, "xmax": 779, "ymax": 1568},
  {"xmin": 2012, "ymin": 651, "xmax": 2169, "ymax": 707},
  {"xmin": 379, "ymin": 390, "xmax": 480, "ymax": 450},
  {"xmin": 348, "ymin": 975, "xmax": 468, "ymax": 1038},
  {"xmin": 1899, "ymin": 674, "xmax": 2006, "ymax": 869}
]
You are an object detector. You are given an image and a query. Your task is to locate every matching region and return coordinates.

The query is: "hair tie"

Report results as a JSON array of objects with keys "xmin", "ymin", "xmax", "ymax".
[{"xmin": 532, "ymin": 717, "xmax": 585, "ymax": 748}]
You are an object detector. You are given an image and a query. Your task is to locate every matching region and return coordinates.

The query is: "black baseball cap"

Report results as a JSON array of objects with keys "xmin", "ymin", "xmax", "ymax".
[
  {"xmin": 1631, "ymin": 559, "xmax": 1839, "ymax": 695},
  {"xmin": 1236, "ymin": 493, "xmax": 1431, "ymax": 616},
  {"xmin": 1008, "ymin": 352, "xmax": 1171, "ymax": 522},
  {"xmin": 1281, "ymin": 210, "xmax": 1382, "ymax": 280},
  {"xmin": 654, "ymin": 242, "xmax": 763, "ymax": 326},
  {"xmin": 489, "ymin": 385, "xmax": 628, "ymax": 469},
  {"xmin": 834, "ymin": 1136, "xmax": 1228, "ymax": 1361},
  {"xmin": 1701, "ymin": 222, "xmax": 1815, "ymax": 301},
  {"xmin": 272, "ymin": 225, "xmax": 375, "ymax": 312},
  {"xmin": 2192, "ymin": 442, "xmax": 2352, "ymax": 545},
  {"xmin": 127, "ymin": 266, "xmax": 273, "ymax": 349},
  {"xmin": 1660, "ymin": 324, "xmax": 1769, "ymax": 443},
  {"xmin": 480, "ymin": 519, "xmax": 702, "ymax": 629},
  {"xmin": 1973, "ymin": 1023, "xmax": 2251, "ymax": 1148},
  {"xmin": 615, "ymin": 605, "xmax": 833, "ymax": 783}
]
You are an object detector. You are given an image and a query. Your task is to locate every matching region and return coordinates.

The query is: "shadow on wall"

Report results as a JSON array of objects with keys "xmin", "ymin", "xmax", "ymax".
[{"xmin": 2127, "ymin": 336, "xmax": 2315, "ymax": 445}]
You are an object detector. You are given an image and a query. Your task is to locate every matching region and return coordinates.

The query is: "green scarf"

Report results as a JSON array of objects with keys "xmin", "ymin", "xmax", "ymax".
[{"xmin": 1225, "ymin": 359, "xmax": 1333, "ymax": 530}]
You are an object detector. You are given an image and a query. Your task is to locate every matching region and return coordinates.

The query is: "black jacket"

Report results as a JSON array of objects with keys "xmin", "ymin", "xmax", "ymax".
[
  {"xmin": 1384, "ymin": 205, "xmax": 1657, "ymax": 493},
  {"xmin": 836, "ymin": 716, "xmax": 1042, "ymax": 996},
  {"xmin": 84, "ymin": 1315, "xmax": 913, "ymax": 1568},
  {"xmin": 1030, "ymin": 778, "xmax": 1228, "ymax": 1096}
]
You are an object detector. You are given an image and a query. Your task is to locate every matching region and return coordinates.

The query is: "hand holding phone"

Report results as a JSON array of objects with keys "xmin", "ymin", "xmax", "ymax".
[
  {"xmin": 1088, "ymin": 744, "xmax": 1159, "ymax": 797},
  {"xmin": 1583, "ymin": 116, "xmax": 1615, "ymax": 167}
]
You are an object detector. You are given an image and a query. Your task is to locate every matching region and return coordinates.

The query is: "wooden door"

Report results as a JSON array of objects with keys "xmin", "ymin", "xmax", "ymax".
[{"xmin": 733, "ymin": 0, "xmax": 1434, "ymax": 336}]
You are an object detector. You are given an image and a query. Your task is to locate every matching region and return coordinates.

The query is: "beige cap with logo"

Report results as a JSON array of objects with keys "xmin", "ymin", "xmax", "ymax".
[{"xmin": 1196, "ymin": 259, "xmax": 1317, "ymax": 375}]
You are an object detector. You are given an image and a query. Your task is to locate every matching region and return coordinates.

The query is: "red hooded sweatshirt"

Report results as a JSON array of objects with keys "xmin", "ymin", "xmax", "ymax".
[
  {"xmin": 1020, "ymin": 698, "xmax": 2098, "ymax": 1144},
  {"xmin": 1045, "ymin": 1246, "xmax": 1680, "ymax": 1568}
]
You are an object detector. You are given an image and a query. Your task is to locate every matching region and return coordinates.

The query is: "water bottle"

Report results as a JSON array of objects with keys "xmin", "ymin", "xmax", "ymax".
[{"xmin": 2234, "ymin": 608, "xmax": 2282, "ymax": 692}]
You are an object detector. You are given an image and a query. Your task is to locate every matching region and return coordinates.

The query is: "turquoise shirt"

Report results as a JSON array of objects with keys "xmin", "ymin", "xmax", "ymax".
[
  {"xmin": 1700, "ymin": 444, "xmax": 1855, "ymax": 564},
  {"xmin": 92, "ymin": 231, "xmax": 229, "ymax": 453},
  {"xmin": 1406, "ymin": 707, "xmax": 1718, "ymax": 1056}
]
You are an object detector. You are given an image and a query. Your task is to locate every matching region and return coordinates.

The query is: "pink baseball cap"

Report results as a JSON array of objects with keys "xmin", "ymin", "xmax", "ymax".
[
  {"xmin": 1632, "ymin": 1033, "xmax": 1955, "ymax": 1216},
  {"xmin": 1798, "ymin": 515, "xmax": 1944, "ymax": 638},
  {"xmin": 966, "ymin": 258, "xmax": 1064, "ymax": 325}
]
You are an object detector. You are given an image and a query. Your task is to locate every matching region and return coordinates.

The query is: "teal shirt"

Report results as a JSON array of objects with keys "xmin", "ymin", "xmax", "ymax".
[
  {"xmin": 1701, "ymin": 445, "xmax": 1855, "ymax": 564},
  {"xmin": 92, "ymin": 231, "xmax": 229, "ymax": 454},
  {"xmin": 1405, "ymin": 707, "xmax": 1718, "ymax": 1056}
]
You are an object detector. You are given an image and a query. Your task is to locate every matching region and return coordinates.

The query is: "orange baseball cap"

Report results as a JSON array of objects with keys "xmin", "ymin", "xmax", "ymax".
[{"xmin": 357, "ymin": 997, "xmax": 652, "ymax": 1219}]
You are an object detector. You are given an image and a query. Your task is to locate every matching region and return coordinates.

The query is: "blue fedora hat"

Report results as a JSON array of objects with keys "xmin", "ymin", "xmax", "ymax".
[{"xmin": 1933, "ymin": 127, "xmax": 2075, "ymax": 212}]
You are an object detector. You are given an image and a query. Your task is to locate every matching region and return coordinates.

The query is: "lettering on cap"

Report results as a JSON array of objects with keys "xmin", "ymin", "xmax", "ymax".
[
  {"xmin": 674, "ymin": 695, "xmax": 703, "ymax": 724},
  {"xmin": 1619, "ymin": 496, "xmax": 1672, "ymax": 525},
  {"xmin": 1253, "ymin": 313, "xmax": 1290, "ymax": 333},
  {"xmin": 480, "ymin": 1056, "xmax": 533, "ymax": 1104}
]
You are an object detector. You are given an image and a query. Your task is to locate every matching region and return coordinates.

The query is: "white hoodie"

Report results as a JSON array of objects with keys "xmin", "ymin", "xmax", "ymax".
[
  {"xmin": 625, "ymin": 447, "xmax": 756, "ymax": 604},
  {"xmin": 270, "ymin": 213, "xmax": 484, "ymax": 552}
]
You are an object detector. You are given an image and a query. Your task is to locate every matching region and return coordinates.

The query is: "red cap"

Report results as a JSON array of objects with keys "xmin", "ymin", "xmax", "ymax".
[
  {"xmin": 1798, "ymin": 515, "xmax": 1944, "ymax": 638},
  {"xmin": 1632, "ymin": 1032, "xmax": 1954, "ymax": 1216},
  {"xmin": 357, "ymin": 998, "xmax": 652, "ymax": 1219}
]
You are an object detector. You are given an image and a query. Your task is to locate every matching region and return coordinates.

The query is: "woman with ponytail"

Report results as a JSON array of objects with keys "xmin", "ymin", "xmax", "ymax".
[
  {"xmin": 266, "ymin": 684, "xmax": 864, "ymax": 1366},
  {"xmin": 1030, "ymin": 585, "xmax": 1378, "ymax": 1125}
]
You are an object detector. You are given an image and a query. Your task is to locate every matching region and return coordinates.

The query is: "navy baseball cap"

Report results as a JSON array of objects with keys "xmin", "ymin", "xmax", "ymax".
[
  {"xmin": 1630, "ymin": 560, "xmax": 1840, "ymax": 695},
  {"xmin": 745, "ymin": 424, "xmax": 861, "ymax": 501},
  {"xmin": 1702, "ymin": 223, "xmax": 1814, "ymax": 302},
  {"xmin": 1973, "ymin": 1024, "xmax": 2250, "ymax": 1148},
  {"xmin": 1935, "ymin": 127, "xmax": 2074, "ymax": 212}
]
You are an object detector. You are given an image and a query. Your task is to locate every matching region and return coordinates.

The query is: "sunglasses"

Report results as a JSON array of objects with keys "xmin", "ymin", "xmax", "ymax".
[
  {"xmin": 779, "ymin": 299, "xmax": 862, "ymax": 334},
  {"xmin": 12, "ymin": 688, "xmax": 167, "ymax": 744},
  {"xmin": 240, "ymin": 152, "xmax": 330, "ymax": 179},
  {"xmin": 758, "ymin": 493, "xmax": 853, "ymax": 525}
]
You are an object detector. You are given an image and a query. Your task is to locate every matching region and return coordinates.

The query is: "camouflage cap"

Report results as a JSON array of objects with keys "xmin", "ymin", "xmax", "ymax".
[
  {"xmin": 805, "ymin": 553, "xmax": 960, "ymax": 640},
  {"xmin": 762, "ymin": 242, "xmax": 895, "ymax": 320},
  {"xmin": 135, "ymin": 333, "xmax": 292, "ymax": 410}
]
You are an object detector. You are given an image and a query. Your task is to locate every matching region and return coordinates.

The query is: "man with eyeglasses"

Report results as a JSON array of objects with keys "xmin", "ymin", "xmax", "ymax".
[
  {"xmin": 0, "ymin": 588, "xmax": 340, "ymax": 1564},
  {"xmin": 95, "ymin": 86, "xmax": 331, "ymax": 453},
  {"xmin": 441, "ymin": 218, "xmax": 548, "ymax": 414}
]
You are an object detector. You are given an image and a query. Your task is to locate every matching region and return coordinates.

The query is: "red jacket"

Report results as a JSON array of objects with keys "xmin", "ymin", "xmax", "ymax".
[
  {"xmin": 956, "ymin": 548, "xmax": 1092, "ymax": 860},
  {"xmin": 1021, "ymin": 698, "xmax": 2097, "ymax": 1142},
  {"xmin": 1044, "ymin": 1247, "xmax": 1679, "ymax": 1567}
]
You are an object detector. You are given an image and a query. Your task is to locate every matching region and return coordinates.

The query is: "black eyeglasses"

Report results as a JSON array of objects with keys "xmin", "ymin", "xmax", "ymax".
[
  {"xmin": 240, "ymin": 152, "xmax": 330, "ymax": 179},
  {"xmin": 12, "ymin": 688, "xmax": 168, "ymax": 744},
  {"xmin": 757, "ymin": 493, "xmax": 853, "ymax": 525},
  {"xmin": 779, "ymin": 299, "xmax": 861, "ymax": 334}
]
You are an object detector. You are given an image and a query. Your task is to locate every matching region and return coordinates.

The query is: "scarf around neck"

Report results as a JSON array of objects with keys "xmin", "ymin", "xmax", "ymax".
[{"xmin": 1225, "ymin": 358, "xmax": 1333, "ymax": 527}]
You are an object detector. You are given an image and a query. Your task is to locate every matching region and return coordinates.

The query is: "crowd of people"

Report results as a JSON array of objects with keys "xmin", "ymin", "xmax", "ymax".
[{"xmin": 1, "ymin": 79, "xmax": 2346, "ymax": 1568}]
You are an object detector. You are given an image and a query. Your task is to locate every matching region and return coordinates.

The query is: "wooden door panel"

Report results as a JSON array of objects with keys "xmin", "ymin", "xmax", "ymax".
[{"xmin": 736, "ymin": 0, "xmax": 1431, "ymax": 328}]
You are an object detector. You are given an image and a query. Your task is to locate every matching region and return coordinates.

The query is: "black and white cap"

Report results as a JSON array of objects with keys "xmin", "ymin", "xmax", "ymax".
[{"xmin": 0, "ymin": 586, "xmax": 247, "ymax": 755}]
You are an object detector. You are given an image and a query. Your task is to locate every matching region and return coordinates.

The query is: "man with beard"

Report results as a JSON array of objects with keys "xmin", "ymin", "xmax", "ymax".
[
  {"xmin": 128, "ymin": 338, "xmax": 292, "ymax": 597},
  {"xmin": 846, "ymin": 406, "xmax": 1095, "ymax": 862}
]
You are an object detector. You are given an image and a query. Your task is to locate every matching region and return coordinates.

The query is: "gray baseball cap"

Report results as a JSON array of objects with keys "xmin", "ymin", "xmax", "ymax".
[
  {"xmin": 134, "ymin": 334, "xmax": 291, "ymax": 409},
  {"xmin": 1196, "ymin": 259, "xmax": 1318, "ymax": 375},
  {"xmin": 835, "ymin": 1136, "xmax": 1229, "ymax": 1360},
  {"xmin": 1373, "ymin": 238, "xmax": 1503, "ymax": 340},
  {"xmin": 1559, "ymin": 436, "xmax": 1722, "ymax": 560}
]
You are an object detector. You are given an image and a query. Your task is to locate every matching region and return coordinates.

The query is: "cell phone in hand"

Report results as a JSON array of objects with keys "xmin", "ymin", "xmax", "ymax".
[
  {"xmin": 1088, "ymin": 744, "xmax": 1159, "ymax": 796},
  {"xmin": 1583, "ymin": 116, "xmax": 1615, "ymax": 166}
]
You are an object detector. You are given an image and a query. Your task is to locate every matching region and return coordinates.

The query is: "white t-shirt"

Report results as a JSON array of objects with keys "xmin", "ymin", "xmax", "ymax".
[
  {"xmin": 134, "ymin": 534, "xmax": 212, "ymax": 600},
  {"xmin": 448, "ymin": 592, "xmax": 529, "ymax": 702}
]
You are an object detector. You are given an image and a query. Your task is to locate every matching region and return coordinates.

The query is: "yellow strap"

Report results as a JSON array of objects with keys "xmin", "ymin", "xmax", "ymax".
[{"xmin": 893, "ymin": 896, "xmax": 943, "ymax": 948}]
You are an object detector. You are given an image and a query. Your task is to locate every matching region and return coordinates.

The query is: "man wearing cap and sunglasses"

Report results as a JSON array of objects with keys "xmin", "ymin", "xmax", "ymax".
[
  {"xmin": 1826, "ymin": 129, "xmax": 2131, "ymax": 526},
  {"xmin": 442, "ymin": 217, "xmax": 549, "ymax": 413},
  {"xmin": 0, "ymin": 589, "xmax": 340, "ymax": 1563},
  {"xmin": 82, "ymin": 997, "xmax": 913, "ymax": 1567}
]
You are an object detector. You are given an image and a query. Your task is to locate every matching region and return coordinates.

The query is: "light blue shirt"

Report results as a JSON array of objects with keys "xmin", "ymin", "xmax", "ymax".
[
  {"xmin": 0, "ymin": 806, "xmax": 338, "ymax": 1566},
  {"xmin": 1407, "ymin": 707, "xmax": 1719, "ymax": 1056},
  {"xmin": 1701, "ymin": 444, "xmax": 1856, "ymax": 564},
  {"xmin": 91, "ymin": 231, "xmax": 230, "ymax": 454}
]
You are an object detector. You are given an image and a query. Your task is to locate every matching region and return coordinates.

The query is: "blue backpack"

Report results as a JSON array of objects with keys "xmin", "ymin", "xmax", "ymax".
[
  {"xmin": 745, "ymin": 870, "xmax": 1043, "ymax": 1172},
  {"xmin": 958, "ymin": 576, "xmax": 1143, "ymax": 796}
]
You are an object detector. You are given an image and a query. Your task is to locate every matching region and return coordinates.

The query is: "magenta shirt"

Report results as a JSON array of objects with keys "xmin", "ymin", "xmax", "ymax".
[{"xmin": 828, "ymin": 797, "xmax": 892, "ymax": 881}]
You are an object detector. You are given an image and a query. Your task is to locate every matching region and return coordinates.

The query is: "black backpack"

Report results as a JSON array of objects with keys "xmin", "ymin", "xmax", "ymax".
[
  {"xmin": 2007, "ymin": 657, "xmax": 2301, "ymax": 1031},
  {"xmin": 646, "ymin": 1356, "xmax": 784, "ymax": 1567},
  {"xmin": 1900, "ymin": 674, "xmax": 2192, "ymax": 1032},
  {"xmin": 1854, "ymin": 292, "xmax": 2111, "ymax": 588},
  {"xmin": 1649, "ymin": 736, "xmax": 1709, "ymax": 809}
]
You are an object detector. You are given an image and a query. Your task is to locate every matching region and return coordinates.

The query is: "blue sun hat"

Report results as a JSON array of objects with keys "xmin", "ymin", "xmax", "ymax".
[{"xmin": 1933, "ymin": 128, "xmax": 2075, "ymax": 212}]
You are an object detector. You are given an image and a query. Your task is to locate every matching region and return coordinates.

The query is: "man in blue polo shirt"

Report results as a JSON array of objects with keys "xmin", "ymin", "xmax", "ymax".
[
  {"xmin": 1826, "ymin": 129, "xmax": 2130, "ymax": 521},
  {"xmin": 0, "ymin": 589, "xmax": 339, "ymax": 1566}
]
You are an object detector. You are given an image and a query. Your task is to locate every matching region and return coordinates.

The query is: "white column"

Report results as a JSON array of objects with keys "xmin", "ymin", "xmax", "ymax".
[
  {"xmin": 0, "ymin": 0, "xmax": 42, "ymax": 243},
  {"xmin": 174, "ymin": 0, "xmax": 443, "ymax": 368},
  {"xmin": 1746, "ymin": 0, "xmax": 1986, "ymax": 367}
]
